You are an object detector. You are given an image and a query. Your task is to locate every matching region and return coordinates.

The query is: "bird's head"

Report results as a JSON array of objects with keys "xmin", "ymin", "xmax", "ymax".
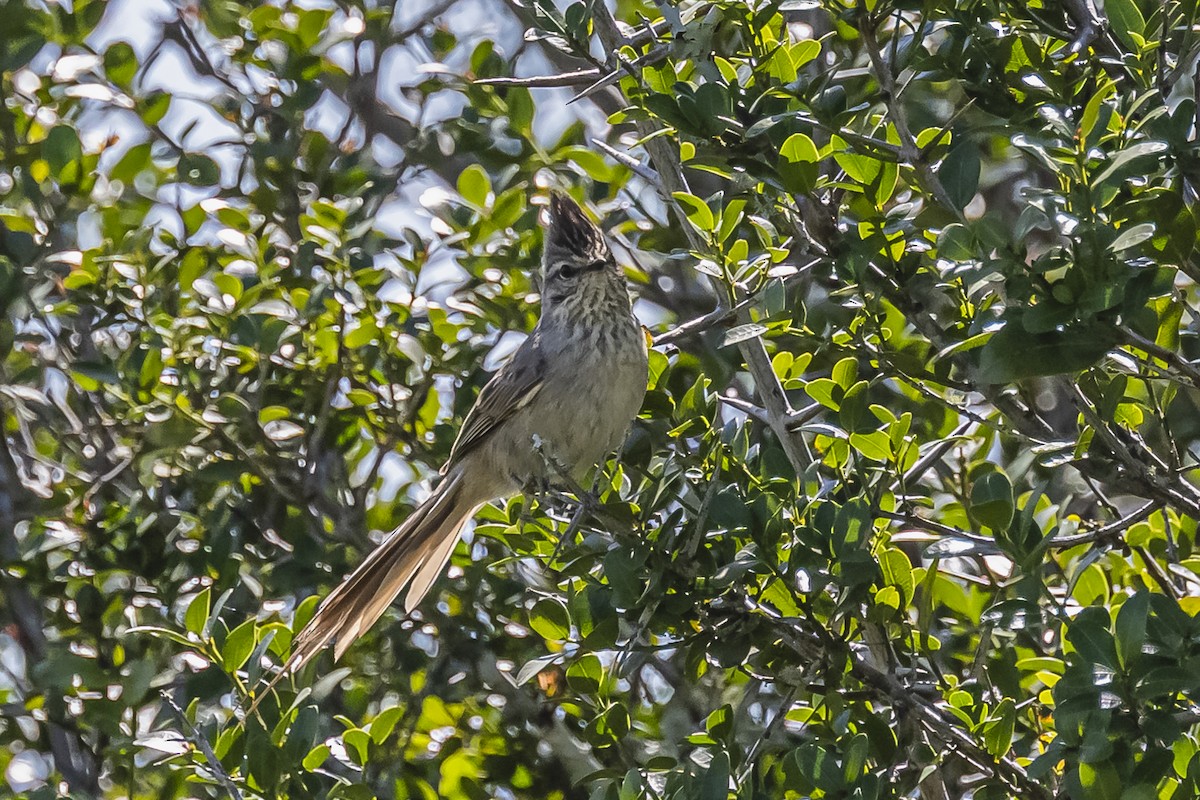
[{"xmin": 541, "ymin": 192, "xmax": 623, "ymax": 310}]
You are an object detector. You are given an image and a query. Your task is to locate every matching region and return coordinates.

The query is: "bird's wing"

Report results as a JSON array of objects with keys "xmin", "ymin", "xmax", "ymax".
[{"xmin": 444, "ymin": 331, "xmax": 545, "ymax": 468}]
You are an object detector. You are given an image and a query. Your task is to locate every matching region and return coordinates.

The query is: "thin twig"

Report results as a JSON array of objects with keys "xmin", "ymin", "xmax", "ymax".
[
  {"xmin": 592, "ymin": 138, "xmax": 662, "ymax": 185},
  {"xmin": 568, "ymin": 44, "xmax": 670, "ymax": 104},
  {"xmin": 1120, "ymin": 325, "xmax": 1200, "ymax": 389},
  {"xmin": 162, "ymin": 692, "xmax": 244, "ymax": 800},
  {"xmin": 1047, "ymin": 500, "xmax": 1161, "ymax": 548},
  {"xmin": 474, "ymin": 69, "xmax": 600, "ymax": 88},
  {"xmin": 736, "ymin": 685, "xmax": 798, "ymax": 788}
]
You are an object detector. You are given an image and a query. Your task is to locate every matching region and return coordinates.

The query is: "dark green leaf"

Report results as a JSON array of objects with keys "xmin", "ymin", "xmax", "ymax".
[{"xmin": 940, "ymin": 143, "xmax": 981, "ymax": 210}]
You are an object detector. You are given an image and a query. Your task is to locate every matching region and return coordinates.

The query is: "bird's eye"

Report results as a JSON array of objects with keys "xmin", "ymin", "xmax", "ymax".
[{"xmin": 557, "ymin": 263, "xmax": 577, "ymax": 280}]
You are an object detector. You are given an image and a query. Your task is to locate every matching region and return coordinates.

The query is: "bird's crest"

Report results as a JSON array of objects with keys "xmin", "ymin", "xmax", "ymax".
[{"xmin": 546, "ymin": 191, "xmax": 607, "ymax": 259}]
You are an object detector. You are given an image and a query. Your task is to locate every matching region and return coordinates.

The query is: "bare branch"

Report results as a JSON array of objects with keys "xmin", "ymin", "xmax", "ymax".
[
  {"xmin": 1120, "ymin": 325, "xmax": 1200, "ymax": 389},
  {"xmin": 1047, "ymin": 500, "xmax": 1161, "ymax": 547},
  {"xmin": 474, "ymin": 69, "xmax": 600, "ymax": 88},
  {"xmin": 592, "ymin": 138, "xmax": 663, "ymax": 185}
]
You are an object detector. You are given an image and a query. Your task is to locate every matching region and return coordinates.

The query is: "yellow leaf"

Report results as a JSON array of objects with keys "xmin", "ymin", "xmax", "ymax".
[{"xmin": 1178, "ymin": 596, "xmax": 1200, "ymax": 616}]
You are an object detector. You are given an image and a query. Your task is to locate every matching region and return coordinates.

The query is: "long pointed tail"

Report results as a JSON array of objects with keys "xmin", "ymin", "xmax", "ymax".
[{"xmin": 249, "ymin": 471, "xmax": 479, "ymax": 713}]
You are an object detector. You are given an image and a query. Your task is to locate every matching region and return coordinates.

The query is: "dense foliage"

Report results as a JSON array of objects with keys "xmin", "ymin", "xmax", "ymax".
[{"xmin": 4, "ymin": 0, "xmax": 1200, "ymax": 797}]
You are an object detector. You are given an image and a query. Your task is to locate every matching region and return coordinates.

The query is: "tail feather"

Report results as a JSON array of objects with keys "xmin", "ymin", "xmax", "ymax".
[
  {"xmin": 403, "ymin": 523, "xmax": 465, "ymax": 613},
  {"xmin": 248, "ymin": 472, "xmax": 479, "ymax": 714}
]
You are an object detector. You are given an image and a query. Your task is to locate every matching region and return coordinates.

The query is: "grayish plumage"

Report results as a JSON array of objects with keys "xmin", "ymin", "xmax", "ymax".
[{"xmin": 252, "ymin": 192, "xmax": 648, "ymax": 707}]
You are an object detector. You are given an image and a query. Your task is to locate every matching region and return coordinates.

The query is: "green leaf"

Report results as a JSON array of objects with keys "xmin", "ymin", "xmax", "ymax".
[
  {"xmin": 344, "ymin": 319, "xmax": 379, "ymax": 349},
  {"xmin": 794, "ymin": 743, "xmax": 844, "ymax": 792},
  {"xmin": 604, "ymin": 547, "xmax": 642, "ymax": 608},
  {"xmin": 178, "ymin": 154, "xmax": 220, "ymax": 185},
  {"xmin": 768, "ymin": 45, "xmax": 797, "ymax": 83},
  {"xmin": 718, "ymin": 199, "xmax": 746, "ymax": 244},
  {"xmin": 282, "ymin": 705, "xmax": 320, "ymax": 762},
  {"xmin": 938, "ymin": 223, "xmax": 975, "ymax": 260},
  {"xmin": 778, "ymin": 133, "xmax": 819, "ymax": 192},
  {"xmin": 984, "ymin": 698, "xmax": 1016, "ymax": 758},
  {"xmin": 343, "ymin": 728, "xmax": 371, "ymax": 766},
  {"xmin": 804, "ymin": 377, "xmax": 842, "ymax": 410},
  {"xmin": 141, "ymin": 91, "xmax": 172, "ymax": 126},
  {"xmin": 561, "ymin": 146, "xmax": 617, "ymax": 182},
  {"xmin": 833, "ymin": 137, "xmax": 882, "ymax": 184},
  {"xmin": 878, "ymin": 547, "xmax": 914, "ymax": 606},
  {"xmin": 874, "ymin": 585, "xmax": 900, "ymax": 611},
  {"xmin": 1067, "ymin": 607, "xmax": 1118, "ymax": 669},
  {"xmin": 566, "ymin": 653, "xmax": 604, "ymax": 694},
  {"xmin": 698, "ymin": 749, "xmax": 730, "ymax": 800},
  {"xmin": 110, "ymin": 142, "xmax": 152, "ymax": 183},
  {"xmin": 457, "ymin": 164, "xmax": 491, "ymax": 207},
  {"xmin": 705, "ymin": 705, "xmax": 733, "ymax": 739},
  {"xmin": 671, "ymin": 191, "xmax": 715, "ymax": 232},
  {"xmin": 44, "ymin": 125, "xmax": 83, "ymax": 176},
  {"xmin": 103, "ymin": 42, "xmax": 138, "ymax": 86},
  {"xmin": 185, "ymin": 587, "xmax": 211, "ymax": 637},
  {"xmin": 370, "ymin": 706, "xmax": 405, "ymax": 745},
  {"xmin": 302, "ymin": 744, "xmax": 330, "ymax": 771},
  {"xmin": 138, "ymin": 345, "xmax": 163, "ymax": 389},
  {"xmin": 529, "ymin": 598, "xmax": 570, "ymax": 641},
  {"xmin": 838, "ymin": 734, "xmax": 867, "ymax": 782},
  {"xmin": 1079, "ymin": 84, "xmax": 1115, "ymax": 146},
  {"xmin": 297, "ymin": 8, "xmax": 333, "ymax": 48},
  {"xmin": 1105, "ymin": 0, "xmax": 1145, "ymax": 50},
  {"xmin": 788, "ymin": 39, "xmax": 821, "ymax": 68},
  {"xmin": 832, "ymin": 356, "xmax": 858, "ymax": 388},
  {"xmin": 940, "ymin": 143, "xmax": 980, "ymax": 210},
  {"xmin": 1110, "ymin": 223, "xmax": 1155, "ymax": 252},
  {"xmin": 970, "ymin": 471, "xmax": 1015, "ymax": 531},
  {"xmin": 1077, "ymin": 761, "xmax": 1122, "ymax": 800},
  {"xmin": 222, "ymin": 618, "xmax": 257, "ymax": 672},
  {"xmin": 1092, "ymin": 141, "xmax": 1168, "ymax": 190},
  {"xmin": 850, "ymin": 430, "xmax": 892, "ymax": 461},
  {"xmin": 1114, "ymin": 591, "xmax": 1149, "ymax": 669},
  {"xmin": 977, "ymin": 322, "xmax": 1119, "ymax": 383}
]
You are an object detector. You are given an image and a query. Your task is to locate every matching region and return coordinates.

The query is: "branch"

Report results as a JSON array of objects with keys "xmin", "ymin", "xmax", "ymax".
[
  {"xmin": 568, "ymin": 44, "xmax": 671, "ymax": 105},
  {"xmin": 1067, "ymin": 381, "xmax": 1200, "ymax": 518},
  {"xmin": 474, "ymin": 69, "xmax": 599, "ymax": 88},
  {"xmin": 1120, "ymin": 325, "xmax": 1200, "ymax": 390},
  {"xmin": 654, "ymin": 305, "xmax": 736, "ymax": 346},
  {"xmin": 858, "ymin": 17, "xmax": 964, "ymax": 222},
  {"xmin": 592, "ymin": 137, "xmax": 662, "ymax": 185},
  {"xmin": 589, "ymin": 4, "xmax": 812, "ymax": 474},
  {"xmin": 901, "ymin": 422, "xmax": 971, "ymax": 486},
  {"xmin": 884, "ymin": 499, "xmax": 1164, "ymax": 553},
  {"xmin": 1047, "ymin": 500, "xmax": 1161, "ymax": 547},
  {"xmin": 879, "ymin": 510, "xmax": 999, "ymax": 550}
]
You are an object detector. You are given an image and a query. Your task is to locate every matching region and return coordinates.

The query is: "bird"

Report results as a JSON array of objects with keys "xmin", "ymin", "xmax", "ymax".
[{"xmin": 253, "ymin": 191, "xmax": 649, "ymax": 703}]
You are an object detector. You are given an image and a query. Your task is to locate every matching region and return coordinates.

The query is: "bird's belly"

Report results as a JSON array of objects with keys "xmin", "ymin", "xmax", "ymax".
[{"xmin": 483, "ymin": 340, "xmax": 646, "ymax": 487}]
